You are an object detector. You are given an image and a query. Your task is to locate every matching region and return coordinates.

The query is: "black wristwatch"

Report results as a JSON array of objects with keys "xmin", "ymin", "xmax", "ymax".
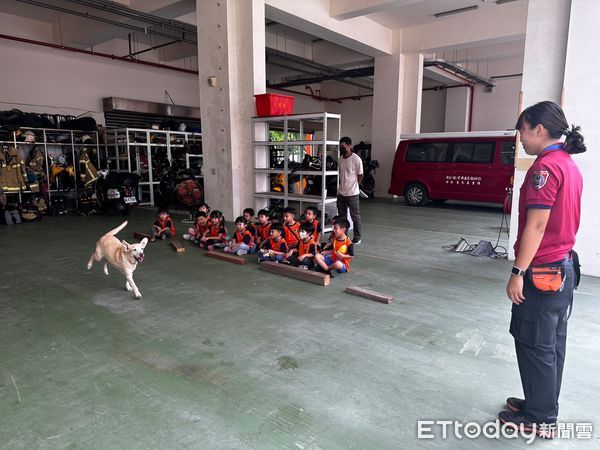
[{"xmin": 511, "ymin": 266, "xmax": 525, "ymax": 276}]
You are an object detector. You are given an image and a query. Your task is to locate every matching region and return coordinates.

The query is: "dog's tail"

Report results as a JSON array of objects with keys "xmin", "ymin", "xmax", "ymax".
[{"xmin": 106, "ymin": 221, "xmax": 128, "ymax": 237}]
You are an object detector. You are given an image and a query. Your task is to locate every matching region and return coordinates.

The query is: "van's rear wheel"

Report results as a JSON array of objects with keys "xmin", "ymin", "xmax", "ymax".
[{"xmin": 404, "ymin": 183, "xmax": 428, "ymax": 206}]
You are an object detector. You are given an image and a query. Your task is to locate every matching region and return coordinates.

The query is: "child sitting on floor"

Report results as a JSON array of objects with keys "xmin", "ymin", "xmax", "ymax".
[
  {"xmin": 314, "ymin": 218, "xmax": 353, "ymax": 277},
  {"xmin": 151, "ymin": 208, "xmax": 176, "ymax": 241},
  {"xmin": 224, "ymin": 216, "xmax": 255, "ymax": 256},
  {"xmin": 255, "ymin": 208, "xmax": 271, "ymax": 248},
  {"xmin": 287, "ymin": 222, "xmax": 318, "ymax": 270},
  {"xmin": 302, "ymin": 206, "xmax": 322, "ymax": 244},
  {"xmin": 201, "ymin": 210, "xmax": 228, "ymax": 251},
  {"xmin": 258, "ymin": 224, "xmax": 288, "ymax": 263},
  {"xmin": 183, "ymin": 211, "xmax": 209, "ymax": 244},
  {"xmin": 282, "ymin": 207, "xmax": 300, "ymax": 250},
  {"xmin": 320, "ymin": 215, "xmax": 340, "ymax": 254},
  {"xmin": 195, "ymin": 202, "xmax": 210, "ymax": 217},
  {"xmin": 242, "ymin": 208, "xmax": 257, "ymax": 239}
]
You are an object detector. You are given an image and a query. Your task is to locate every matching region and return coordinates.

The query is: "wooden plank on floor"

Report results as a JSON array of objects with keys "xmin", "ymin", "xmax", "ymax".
[
  {"xmin": 171, "ymin": 240, "xmax": 185, "ymax": 253},
  {"xmin": 133, "ymin": 231, "xmax": 152, "ymax": 240},
  {"xmin": 344, "ymin": 286, "xmax": 393, "ymax": 304},
  {"xmin": 261, "ymin": 261, "xmax": 330, "ymax": 286},
  {"xmin": 205, "ymin": 251, "xmax": 247, "ymax": 265}
]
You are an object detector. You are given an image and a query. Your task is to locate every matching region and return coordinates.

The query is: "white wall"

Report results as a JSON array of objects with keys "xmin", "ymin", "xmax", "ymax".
[
  {"xmin": 321, "ymin": 81, "xmax": 373, "ymax": 144},
  {"xmin": 470, "ymin": 56, "xmax": 523, "ymax": 131},
  {"xmin": 420, "ymin": 89, "xmax": 446, "ymax": 132},
  {"xmin": 419, "ymin": 55, "xmax": 523, "ymax": 133},
  {"xmin": 444, "ymin": 86, "xmax": 470, "ymax": 132},
  {"xmin": 562, "ymin": 0, "xmax": 600, "ymax": 277},
  {"xmin": 0, "ymin": 12, "xmax": 199, "ymax": 125},
  {"xmin": 266, "ymin": 86, "xmax": 326, "ymax": 115}
]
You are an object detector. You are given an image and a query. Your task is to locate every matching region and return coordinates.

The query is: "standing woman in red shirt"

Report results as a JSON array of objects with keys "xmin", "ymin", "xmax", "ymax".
[{"xmin": 500, "ymin": 101, "xmax": 585, "ymax": 437}]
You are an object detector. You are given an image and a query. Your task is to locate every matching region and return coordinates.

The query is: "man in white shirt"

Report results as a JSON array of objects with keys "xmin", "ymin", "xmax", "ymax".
[{"xmin": 337, "ymin": 136, "xmax": 363, "ymax": 244}]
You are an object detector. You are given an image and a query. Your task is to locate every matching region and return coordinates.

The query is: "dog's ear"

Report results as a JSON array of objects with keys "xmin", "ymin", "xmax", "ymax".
[
  {"xmin": 121, "ymin": 240, "xmax": 131, "ymax": 251},
  {"xmin": 139, "ymin": 237, "xmax": 148, "ymax": 249}
]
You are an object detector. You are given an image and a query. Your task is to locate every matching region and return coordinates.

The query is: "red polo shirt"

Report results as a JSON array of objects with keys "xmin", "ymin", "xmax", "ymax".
[{"xmin": 514, "ymin": 144, "xmax": 583, "ymax": 265}]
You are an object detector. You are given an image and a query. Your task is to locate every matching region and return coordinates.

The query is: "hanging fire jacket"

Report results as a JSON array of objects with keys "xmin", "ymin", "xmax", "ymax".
[
  {"xmin": 78, "ymin": 148, "xmax": 98, "ymax": 188},
  {"xmin": 27, "ymin": 146, "xmax": 46, "ymax": 178},
  {"xmin": 0, "ymin": 146, "xmax": 28, "ymax": 193}
]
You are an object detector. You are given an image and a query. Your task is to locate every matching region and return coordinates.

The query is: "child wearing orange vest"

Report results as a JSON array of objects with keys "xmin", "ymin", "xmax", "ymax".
[
  {"xmin": 302, "ymin": 206, "xmax": 322, "ymax": 244},
  {"xmin": 314, "ymin": 218, "xmax": 353, "ymax": 277},
  {"xmin": 201, "ymin": 210, "xmax": 228, "ymax": 251},
  {"xmin": 282, "ymin": 207, "xmax": 300, "ymax": 250},
  {"xmin": 151, "ymin": 209, "xmax": 176, "ymax": 241},
  {"xmin": 183, "ymin": 211, "xmax": 209, "ymax": 245},
  {"xmin": 258, "ymin": 224, "xmax": 288, "ymax": 263},
  {"xmin": 288, "ymin": 221, "xmax": 318, "ymax": 270},
  {"xmin": 256, "ymin": 209, "xmax": 272, "ymax": 248},
  {"xmin": 224, "ymin": 216, "xmax": 255, "ymax": 255}
]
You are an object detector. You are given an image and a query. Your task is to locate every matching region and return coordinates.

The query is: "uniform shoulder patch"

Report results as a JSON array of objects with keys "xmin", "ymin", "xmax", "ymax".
[{"xmin": 531, "ymin": 170, "xmax": 550, "ymax": 190}]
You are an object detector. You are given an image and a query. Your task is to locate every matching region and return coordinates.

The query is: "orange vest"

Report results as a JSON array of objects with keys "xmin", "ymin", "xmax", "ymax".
[
  {"xmin": 302, "ymin": 218, "xmax": 320, "ymax": 242},
  {"xmin": 267, "ymin": 237, "xmax": 286, "ymax": 253},
  {"xmin": 298, "ymin": 237, "xmax": 316, "ymax": 256},
  {"xmin": 235, "ymin": 229, "xmax": 254, "ymax": 247},
  {"xmin": 283, "ymin": 221, "xmax": 300, "ymax": 246},
  {"xmin": 157, "ymin": 215, "xmax": 176, "ymax": 235},
  {"xmin": 208, "ymin": 222, "xmax": 226, "ymax": 239},
  {"xmin": 257, "ymin": 222, "xmax": 271, "ymax": 241},
  {"xmin": 332, "ymin": 236, "xmax": 353, "ymax": 271},
  {"xmin": 195, "ymin": 222, "xmax": 209, "ymax": 236}
]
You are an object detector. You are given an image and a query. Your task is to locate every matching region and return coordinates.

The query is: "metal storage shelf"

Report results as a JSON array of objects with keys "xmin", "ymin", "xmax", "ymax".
[
  {"xmin": 253, "ymin": 140, "xmax": 340, "ymax": 146},
  {"xmin": 252, "ymin": 168, "xmax": 338, "ymax": 176},
  {"xmin": 254, "ymin": 192, "xmax": 338, "ymax": 204},
  {"xmin": 251, "ymin": 112, "xmax": 341, "ymax": 122},
  {"xmin": 1, "ymin": 127, "xmax": 100, "ymax": 207},
  {"xmin": 252, "ymin": 111, "xmax": 340, "ymax": 233},
  {"xmin": 103, "ymin": 128, "xmax": 202, "ymax": 206}
]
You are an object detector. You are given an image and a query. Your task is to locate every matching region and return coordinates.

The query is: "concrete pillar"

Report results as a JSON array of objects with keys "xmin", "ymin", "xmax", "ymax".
[
  {"xmin": 197, "ymin": 0, "xmax": 266, "ymax": 220},
  {"xmin": 444, "ymin": 86, "xmax": 470, "ymax": 132},
  {"xmin": 562, "ymin": 0, "xmax": 600, "ymax": 276},
  {"xmin": 508, "ymin": 0, "xmax": 570, "ymax": 260},
  {"xmin": 371, "ymin": 32, "xmax": 423, "ymax": 196}
]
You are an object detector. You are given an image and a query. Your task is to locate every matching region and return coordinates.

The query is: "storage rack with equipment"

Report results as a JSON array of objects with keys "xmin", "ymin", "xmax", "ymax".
[
  {"xmin": 252, "ymin": 112, "xmax": 341, "ymax": 233},
  {"xmin": 0, "ymin": 127, "xmax": 100, "ymax": 208},
  {"xmin": 103, "ymin": 128, "xmax": 202, "ymax": 206}
]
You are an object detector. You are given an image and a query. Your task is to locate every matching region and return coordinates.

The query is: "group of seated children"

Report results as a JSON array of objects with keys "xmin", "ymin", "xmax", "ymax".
[{"xmin": 153, "ymin": 204, "xmax": 353, "ymax": 276}]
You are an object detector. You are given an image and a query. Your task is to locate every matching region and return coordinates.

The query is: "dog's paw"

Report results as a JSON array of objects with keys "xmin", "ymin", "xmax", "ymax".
[
  {"xmin": 134, "ymin": 293, "xmax": 142, "ymax": 300},
  {"xmin": 87, "ymin": 262, "xmax": 92, "ymax": 270},
  {"xmin": 104, "ymin": 268, "xmax": 109, "ymax": 275},
  {"xmin": 125, "ymin": 283, "xmax": 133, "ymax": 292}
]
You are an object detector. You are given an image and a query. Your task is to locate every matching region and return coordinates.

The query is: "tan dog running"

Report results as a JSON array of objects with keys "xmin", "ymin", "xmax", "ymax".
[{"xmin": 87, "ymin": 221, "xmax": 148, "ymax": 299}]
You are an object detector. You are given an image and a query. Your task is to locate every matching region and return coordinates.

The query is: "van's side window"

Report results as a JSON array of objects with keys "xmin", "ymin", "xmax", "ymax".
[
  {"xmin": 405, "ymin": 143, "xmax": 448, "ymax": 162},
  {"xmin": 451, "ymin": 142, "xmax": 494, "ymax": 164},
  {"xmin": 501, "ymin": 142, "xmax": 516, "ymax": 166}
]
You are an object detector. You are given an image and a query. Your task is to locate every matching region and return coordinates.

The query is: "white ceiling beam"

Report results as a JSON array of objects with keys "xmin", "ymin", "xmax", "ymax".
[
  {"xmin": 330, "ymin": 0, "xmax": 424, "ymax": 20},
  {"xmin": 401, "ymin": 2, "xmax": 527, "ymax": 53},
  {"xmin": 266, "ymin": 0, "xmax": 393, "ymax": 56}
]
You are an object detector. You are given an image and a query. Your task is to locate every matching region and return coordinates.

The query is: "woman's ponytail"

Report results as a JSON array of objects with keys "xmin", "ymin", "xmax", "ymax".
[{"xmin": 564, "ymin": 124, "xmax": 587, "ymax": 154}]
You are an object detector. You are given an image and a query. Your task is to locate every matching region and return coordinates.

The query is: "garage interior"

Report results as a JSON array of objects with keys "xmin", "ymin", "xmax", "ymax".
[{"xmin": 1, "ymin": 0, "xmax": 599, "ymax": 448}]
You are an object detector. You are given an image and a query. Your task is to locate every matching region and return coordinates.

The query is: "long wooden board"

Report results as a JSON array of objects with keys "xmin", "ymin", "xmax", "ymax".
[
  {"xmin": 344, "ymin": 286, "xmax": 393, "ymax": 304},
  {"xmin": 171, "ymin": 240, "xmax": 185, "ymax": 253},
  {"xmin": 261, "ymin": 261, "xmax": 330, "ymax": 286},
  {"xmin": 205, "ymin": 251, "xmax": 247, "ymax": 265},
  {"xmin": 133, "ymin": 231, "xmax": 152, "ymax": 240}
]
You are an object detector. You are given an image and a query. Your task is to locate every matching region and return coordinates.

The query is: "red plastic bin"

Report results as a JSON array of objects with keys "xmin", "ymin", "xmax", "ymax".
[{"xmin": 255, "ymin": 93, "xmax": 295, "ymax": 116}]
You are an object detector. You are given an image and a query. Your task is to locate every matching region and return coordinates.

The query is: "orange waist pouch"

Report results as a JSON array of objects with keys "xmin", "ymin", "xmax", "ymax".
[{"xmin": 530, "ymin": 267, "xmax": 565, "ymax": 292}]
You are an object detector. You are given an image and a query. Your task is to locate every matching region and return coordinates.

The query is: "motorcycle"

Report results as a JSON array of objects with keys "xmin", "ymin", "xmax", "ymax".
[
  {"xmin": 95, "ymin": 170, "xmax": 140, "ymax": 216},
  {"xmin": 157, "ymin": 158, "xmax": 203, "ymax": 222},
  {"xmin": 353, "ymin": 141, "xmax": 379, "ymax": 198}
]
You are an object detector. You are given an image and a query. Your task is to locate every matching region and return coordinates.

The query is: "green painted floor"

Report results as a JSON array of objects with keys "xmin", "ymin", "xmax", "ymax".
[{"xmin": 1, "ymin": 199, "xmax": 599, "ymax": 449}]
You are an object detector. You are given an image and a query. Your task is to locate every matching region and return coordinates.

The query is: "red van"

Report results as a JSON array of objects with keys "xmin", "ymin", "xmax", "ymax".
[{"xmin": 388, "ymin": 131, "xmax": 516, "ymax": 206}]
